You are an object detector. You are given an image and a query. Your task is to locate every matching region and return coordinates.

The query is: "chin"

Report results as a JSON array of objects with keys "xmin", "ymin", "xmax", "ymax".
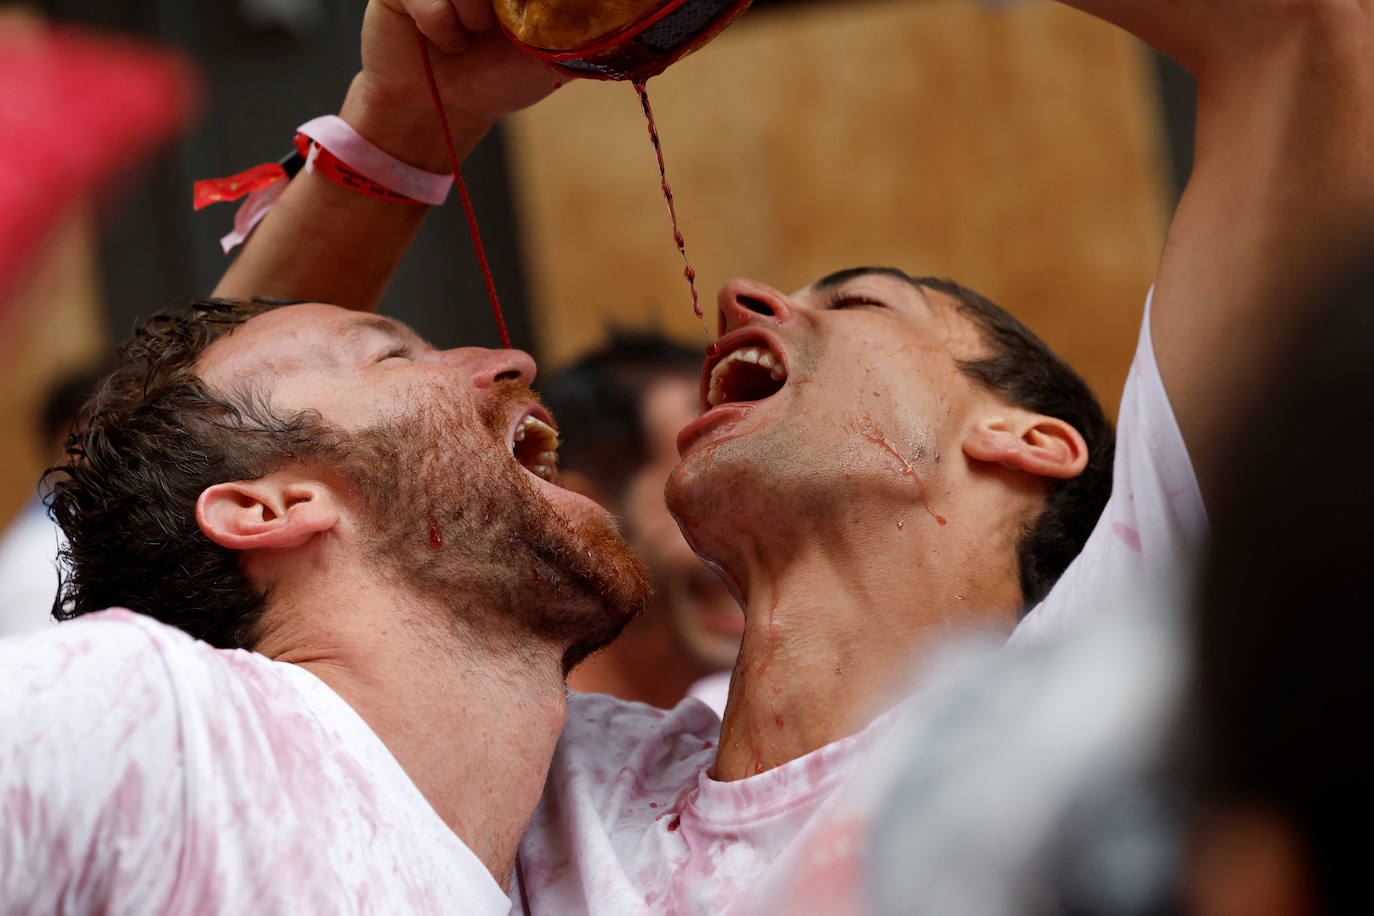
[
  {"xmin": 663, "ymin": 455, "xmax": 749, "ymax": 585},
  {"xmin": 547, "ymin": 501, "xmax": 653, "ymax": 672}
]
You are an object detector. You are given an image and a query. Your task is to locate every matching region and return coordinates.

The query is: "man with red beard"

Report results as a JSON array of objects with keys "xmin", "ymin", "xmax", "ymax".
[
  {"xmin": 0, "ymin": 297, "xmax": 649, "ymax": 910},
  {"xmin": 208, "ymin": 0, "xmax": 1374, "ymax": 911}
]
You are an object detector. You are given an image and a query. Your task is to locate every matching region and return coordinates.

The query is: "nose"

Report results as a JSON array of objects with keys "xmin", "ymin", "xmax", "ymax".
[
  {"xmin": 446, "ymin": 347, "xmax": 538, "ymax": 389},
  {"xmin": 716, "ymin": 278, "xmax": 791, "ymax": 336}
]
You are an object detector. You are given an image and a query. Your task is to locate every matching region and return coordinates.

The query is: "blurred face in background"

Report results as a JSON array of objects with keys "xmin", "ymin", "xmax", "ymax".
[{"xmin": 622, "ymin": 376, "xmax": 744, "ymax": 674}]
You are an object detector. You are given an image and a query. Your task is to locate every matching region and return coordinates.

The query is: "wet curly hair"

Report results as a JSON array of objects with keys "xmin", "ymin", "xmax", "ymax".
[{"xmin": 46, "ymin": 297, "xmax": 339, "ymax": 649}]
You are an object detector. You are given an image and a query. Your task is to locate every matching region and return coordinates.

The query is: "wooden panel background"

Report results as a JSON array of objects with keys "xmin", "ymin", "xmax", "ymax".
[
  {"xmin": 0, "ymin": 210, "xmax": 108, "ymax": 527},
  {"xmin": 507, "ymin": 0, "xmax": 1172, "ymax": 413}
]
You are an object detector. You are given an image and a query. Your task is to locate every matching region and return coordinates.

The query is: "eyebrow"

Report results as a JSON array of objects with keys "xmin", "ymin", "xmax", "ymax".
[
  {"xmin": 343, "ymin": 314, "xmax": 420, "ymax": 345},
  {"xmin": 810, "ymin": 266, "xmax": 924, "ymax": 293}
]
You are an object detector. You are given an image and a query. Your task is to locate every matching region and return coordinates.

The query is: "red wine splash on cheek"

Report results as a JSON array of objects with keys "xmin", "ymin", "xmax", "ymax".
[
  {"xmin": 851, "ymin": 415, "xmax": 948, "ymax": 526},
  {"xmin": 633, "ymin": 79, "xmax": 708, "ymax": 336},
  {"xmin": 427, "ymin": 519, "xmax": 444, "ymax": 549}
]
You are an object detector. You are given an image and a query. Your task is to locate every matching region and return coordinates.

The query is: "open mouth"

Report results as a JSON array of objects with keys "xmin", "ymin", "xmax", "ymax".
[
  {"xmin": 510, "ymin": 411, "xmax": 560, "ymax": 482},
  {"xmin": 705, "ymin": 342, "xmax": 788, "ymax": 409}
]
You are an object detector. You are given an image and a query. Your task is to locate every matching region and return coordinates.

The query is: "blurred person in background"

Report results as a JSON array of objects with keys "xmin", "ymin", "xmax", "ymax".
[
  {"xmin": 547, "ymin": 332, "xmax": 743, "ymax": 713},
  {"xmin": 1186, "ymin": 254, "xmax": 1374, "ymax": 916},
  {"xmin": 0, "ymin": 365, "xmax": 107, "ymax": 638}
]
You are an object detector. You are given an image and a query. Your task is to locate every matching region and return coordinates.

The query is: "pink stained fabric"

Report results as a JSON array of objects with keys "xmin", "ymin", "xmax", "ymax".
[
  {"xmin": 1009, "ymin": 288, "xmax": 1207, "ymax": 646},
  {"xmin": 511, "ymin": 295, "xmax": 1208, "ymax": 914},
  {"xmin": 0, "ymin": 24, "xmax": 196, "ymax": 313},
  {"xmin": 0, "ymin": 609, "xmax": 510, "ymax": 915},
  {"xmin": 513, "ymin": 689, "xmax": 911, "ymax": 916}
]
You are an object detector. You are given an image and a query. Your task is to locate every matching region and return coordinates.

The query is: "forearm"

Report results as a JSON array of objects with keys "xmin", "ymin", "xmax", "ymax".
[
  {"xmin": 213, "ymin": 72, "xmax": 493, "ymax": 312},
  {"xmin": 1151, "ymin": 5, "xmax": 1374, "ymax": 488},
  {"xmin": 1058, "ymin": 0, "xmax": 1374, "ymax": 495}
]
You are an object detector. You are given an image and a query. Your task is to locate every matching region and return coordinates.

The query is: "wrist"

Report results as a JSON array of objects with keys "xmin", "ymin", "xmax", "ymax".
[{"xmin": 339, "ymin": 71, "xmax": 495, "ymax": 174}]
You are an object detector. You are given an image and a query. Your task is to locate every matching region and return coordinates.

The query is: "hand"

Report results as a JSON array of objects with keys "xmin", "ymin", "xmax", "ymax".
[{"xmin": 341, "ymin": 0, "xmax": 563, "ymax": 170}]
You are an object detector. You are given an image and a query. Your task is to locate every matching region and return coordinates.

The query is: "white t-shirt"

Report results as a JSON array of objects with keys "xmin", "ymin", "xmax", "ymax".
[
  {"xmin": 512, "ymin": 295, "xmax": 1207, "ymax": 915},
  {"xmin": 1011, "ymin": 292, "xmax": 1207, "ymax": 646},
  {"xmin": 0, "ymin": 609, "xmax": 510, "ymax": 916}
]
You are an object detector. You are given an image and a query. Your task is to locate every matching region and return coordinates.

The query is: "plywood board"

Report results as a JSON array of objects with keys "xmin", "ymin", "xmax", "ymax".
[{"xmin": 506, "ymin": 0, "xmax": 1172, "ymax": 414}]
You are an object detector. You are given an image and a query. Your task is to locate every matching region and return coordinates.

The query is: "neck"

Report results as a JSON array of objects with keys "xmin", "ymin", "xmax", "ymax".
[
  {"xmin": 710, "ymin": 517, "xmax": 1016, "ymax": 782},
  {"xmin": 256, "ymin": 579, "xmax": 567, "ymax": 890}
]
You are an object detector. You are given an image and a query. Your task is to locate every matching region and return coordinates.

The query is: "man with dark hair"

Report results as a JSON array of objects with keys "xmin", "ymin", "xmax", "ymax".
[
  {"xmin": 0, "ymin": 293, "xmax": 650, "ymax": 908},
  {"xmin": 196, "ymin": 0, "xmax": 1366, "ymax": 907},
  {"xmin": 547, "ymin": 332, "xmax": 744, "ymax": 709}
]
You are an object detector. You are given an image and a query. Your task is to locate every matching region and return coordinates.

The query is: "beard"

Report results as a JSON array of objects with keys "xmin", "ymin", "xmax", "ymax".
[{"xmin": 327, "ymin": 382, "xmax": 649, "ymax": 674}]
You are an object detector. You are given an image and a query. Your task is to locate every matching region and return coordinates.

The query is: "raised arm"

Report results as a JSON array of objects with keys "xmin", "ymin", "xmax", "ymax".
[
  {"xmin": 213, "ymin": 0, "xmax": 558, "ymax": 311},
  {"xmin": 1061, "ymin": 0, "xmax": 1374, "ymax": 497}
]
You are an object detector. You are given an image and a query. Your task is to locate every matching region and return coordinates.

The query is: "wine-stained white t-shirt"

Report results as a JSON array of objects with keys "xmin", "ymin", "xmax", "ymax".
[{"xmin": 0, "ymin": 609, "xmax": 509, "ymax": 915}]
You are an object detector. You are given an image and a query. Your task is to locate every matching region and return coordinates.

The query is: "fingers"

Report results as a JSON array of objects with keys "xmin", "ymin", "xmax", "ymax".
[
  {"xmin": 402, "ymin": 0, "xmax": 500, "ymax": 55},
  {"xmin": 452, "ymin": 0, "xmax": 496, "ymax": 34},
  {"xmin": 406, "ymin": 0, "xmax": 472, "ymax": 54}
]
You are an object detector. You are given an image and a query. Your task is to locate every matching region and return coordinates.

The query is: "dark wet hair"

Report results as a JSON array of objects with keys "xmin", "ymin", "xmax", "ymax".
[
  {"xmin": 542, "ymin": 330, "xmax": 703, "ymax": 504},
  {"xmin": 916, "ymin": 274, "xmax": 1115, "ymax": 610},
  {"xmin": 46, "ymin": 297, "xmax": 336, "ymax": 649}
]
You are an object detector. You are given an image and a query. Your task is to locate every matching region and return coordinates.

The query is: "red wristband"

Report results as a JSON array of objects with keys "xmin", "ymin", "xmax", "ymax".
[{"xmin": 292, "ymin": 133, "xmax": 418, "ymax": 204}]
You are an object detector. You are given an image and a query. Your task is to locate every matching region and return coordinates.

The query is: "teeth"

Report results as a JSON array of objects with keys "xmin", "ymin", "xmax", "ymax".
[
  {"xmin": 512, "ymin": 415, "xmax": 560, "ymax": 480},
  {"xmin": 706, "ymin": 344, "xmax": 788, "ymax": 407},
  {"xmin": 517, "ymin": 415, "xmax": 558, "ymax": 445}
]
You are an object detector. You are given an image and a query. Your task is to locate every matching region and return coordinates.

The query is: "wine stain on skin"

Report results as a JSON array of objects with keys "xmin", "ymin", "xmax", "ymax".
[{"xmin": 850, "ymin": 415, "xmax": 948, "ymax": 526}]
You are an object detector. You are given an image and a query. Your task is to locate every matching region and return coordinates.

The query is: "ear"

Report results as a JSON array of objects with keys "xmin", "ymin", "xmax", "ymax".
[
  {"xmin": 962, "ymin": 413, "xmax": 1090, "ymax": 480},
  {"xmin": 196, "ymin": 472, "xmax": 340, "ymax": 553}
]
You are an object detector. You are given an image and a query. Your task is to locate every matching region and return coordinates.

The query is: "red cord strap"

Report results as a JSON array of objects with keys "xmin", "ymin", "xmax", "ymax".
[{"xmin": 416, "ymin": 35, "xmax": 512, "ymax": 350}]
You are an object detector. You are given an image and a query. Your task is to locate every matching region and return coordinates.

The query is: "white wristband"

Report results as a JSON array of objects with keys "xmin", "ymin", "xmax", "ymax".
[
  {"xmin": 296, "ymin": 115, "xmax": 454, "ymax": 205},
  {"xmin": 218, "ymin": 114, "xmax": 455, "ymax": 253}
]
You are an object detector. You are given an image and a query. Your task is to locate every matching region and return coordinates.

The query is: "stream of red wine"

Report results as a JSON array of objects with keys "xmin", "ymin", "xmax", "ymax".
[{"xmin": 633, "ymin": 79, "xmax": 707, "ymax": 334}]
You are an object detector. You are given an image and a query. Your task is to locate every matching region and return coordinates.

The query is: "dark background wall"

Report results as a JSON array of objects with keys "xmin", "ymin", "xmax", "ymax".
[{"xmin": 42, "ymin": 0, "xmax": 533, "ymax": 352}]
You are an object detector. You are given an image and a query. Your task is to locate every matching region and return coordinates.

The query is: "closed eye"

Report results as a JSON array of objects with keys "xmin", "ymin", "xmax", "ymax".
[
  {"xmin": 377, "ymin": 345, "xmax": 414, "ymax": 362},
  {"xmin": 829, "ymin": 295, "xmax": 885, "ymax": 311}
]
